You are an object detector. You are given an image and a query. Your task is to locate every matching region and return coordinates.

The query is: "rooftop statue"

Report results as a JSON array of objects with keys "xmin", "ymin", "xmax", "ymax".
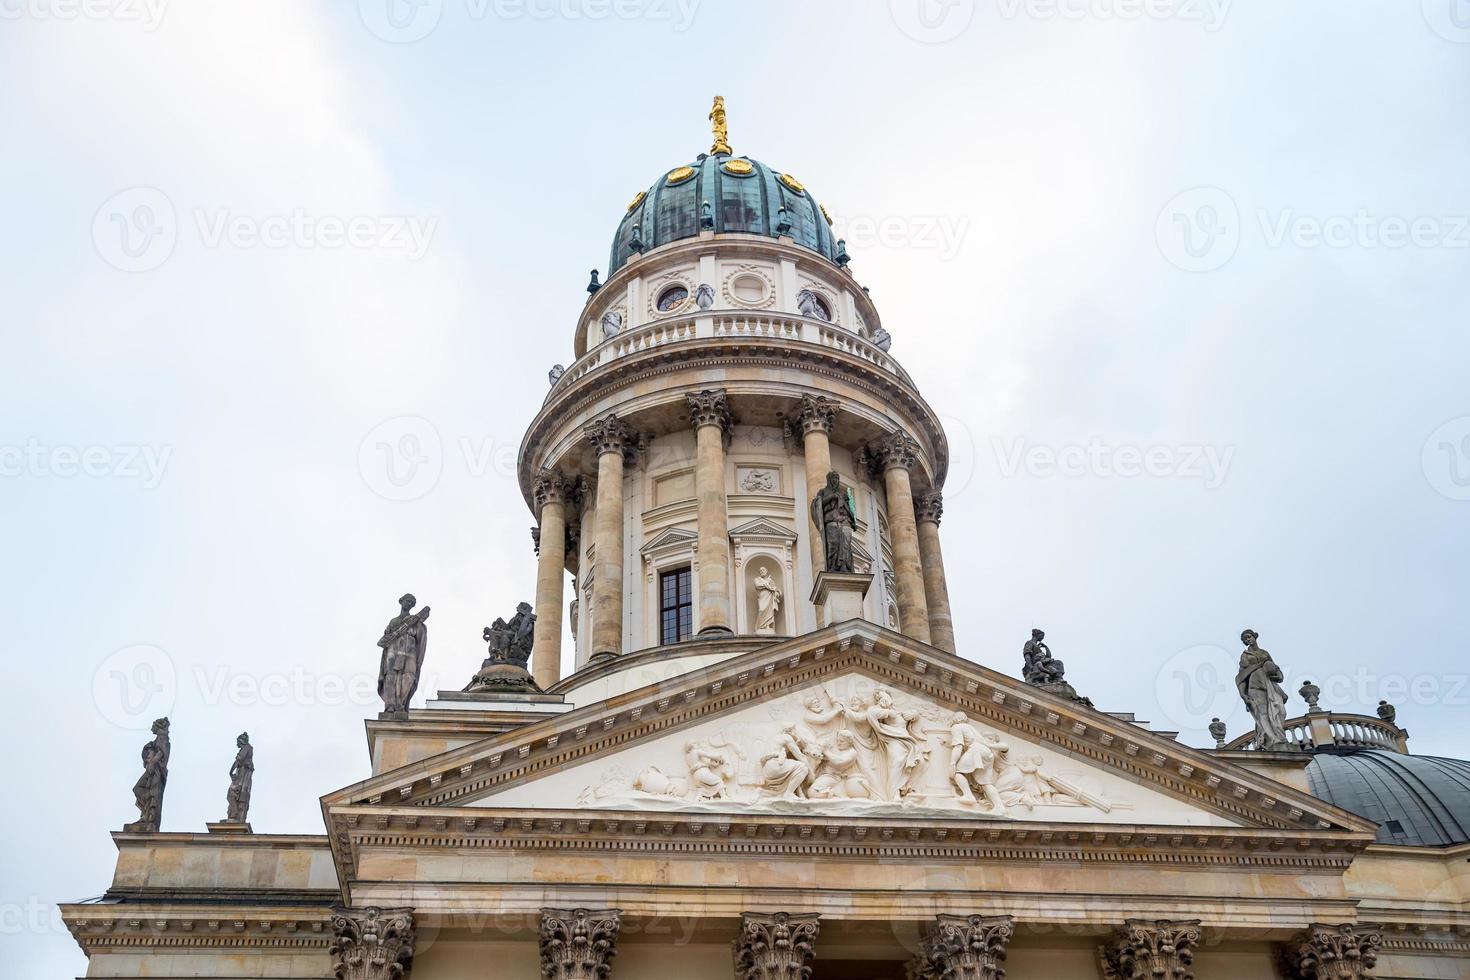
[
  {"xmin": 224, "ymin": 732, "xmax": 253, "ymax": 825},
  {"xmin": 377, "ymin": 594, "xmax": 430, "ymax": 718},
  {"xmin": 467, "ymin": 602, "xmax": 538, "ymax": 693},
  {"xmin": 811, "ymin": 472, "xmax": 857, "ymax": 574},
  {"xmin": 124, "ymin": 717, "xmax": 170, "ymax": 833},
  {"xmin": 1022, "ymin": 630, "xmax": 1092, "ymax": 707},
  {"xmin": 1235, "ymin": 629, "xmax": 1292, "ymax": 750}
]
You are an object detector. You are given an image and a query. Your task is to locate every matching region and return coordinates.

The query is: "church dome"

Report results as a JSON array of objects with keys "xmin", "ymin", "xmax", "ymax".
[
  {"xmin": 1306, "ymin": 748, "xmax": 1470, "ymax": 846},
  {"xmin": 608, "ymin": 150, "xmax": 841, "ymax": 276}
]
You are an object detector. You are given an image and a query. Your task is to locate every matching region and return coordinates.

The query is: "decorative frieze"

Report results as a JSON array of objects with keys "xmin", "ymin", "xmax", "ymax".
[
  {"xmin": 686, "ymin": 388, "xmax": 733, "ymax": 433},
  {"xmin": 329, "ymin": 907, "xmax": 415, "ymax": 980},
  {"xmin": 540, "ymin": 907, "xmax": 622, "ymax": 979},
  {"xmin": 1100, "ymin": 918, "xmax": 1201, "ymax": 979},
  {"xmin": 917, "ymin": 913, "xmax": 1014, "ymax": 980},
  {"xmin": 733, "ymin": 911, "xmax": 821, "ymax": 979},
  {"xmin": 1289, "ymin": 923, "xmax": 1382, "ymax": 979},
  {"xmin": 914, "ymin": 489, "xmax": 944, "ymax": 526},
  {"xmin": 584, "ymin": 414, "xmax": 634, "ymax": 460}
]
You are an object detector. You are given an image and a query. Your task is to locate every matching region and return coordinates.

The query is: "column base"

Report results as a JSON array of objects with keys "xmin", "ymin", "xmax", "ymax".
[
  {"xmin": 696, "ymin": 625, "xmax": 734, "ymax": 636},
  {"xmin": 810, "ymin": 571, "xmax": 874, "ymax": 628},
  {"xmin": 589, "ymin": 650, "xmax": 620, "ymax": 663}
]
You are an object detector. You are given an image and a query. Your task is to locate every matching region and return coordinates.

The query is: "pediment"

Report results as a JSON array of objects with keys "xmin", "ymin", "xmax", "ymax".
[
  {"xmin": 325, "ymin": 622, "xmax": 1376, "ymax": 842},
  {"xmin": 639, "ymin": 525, "xmax": 698, "ymax": 557},
  {"xmin": 728, "ymin": 517, "xmax": 798, "ymax": 543}
]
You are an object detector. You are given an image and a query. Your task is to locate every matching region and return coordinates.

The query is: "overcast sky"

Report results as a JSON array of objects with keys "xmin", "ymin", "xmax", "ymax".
[{"xmin": 5, "ymin": 1, "xmax": 1470, "ymax": 974}]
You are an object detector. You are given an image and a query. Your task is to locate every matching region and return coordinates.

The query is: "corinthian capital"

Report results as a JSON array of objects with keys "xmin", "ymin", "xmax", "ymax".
[
  {"xmin": 869, "ymin": 430, "xmax": 921, "ymax": 474},
  {"xmin": 686, "ymin": 388, "xmax": 734, "ymax": 433},
  {"xmin": 918, "ymin": 914, "xmax": 1014, "ymax": 980},
  {"xmin": 733, "ymin": 911, "xmax": 821, "ymax": 980},
  {"xmin": 793, "ymin": 394, "xmax": 838, "ymax": 437},
  {"xmin": 534, "ymin": 470, "xmax": 579, "ymax": 512},
  {"xmin": 540, "ymin": 907, "xmax": 622, "ymax": 979},
  {"xmin": 914, "ymin": 489, "xmax": 944, "ymax": 525},
  {"xmin": 1099, "ymin": 919, "xmax": 1200, "ymax": 980},
  {"xmin": 584, "ymin": 414, "xmax": 633, "ymax": 460},
  {"xmin": 1289, "ymin": 923, "xmax": 1381, "ymax": 980},
  {"xmin": 329, "ymin": 907, "xmax": 415, "ymax": 980}
]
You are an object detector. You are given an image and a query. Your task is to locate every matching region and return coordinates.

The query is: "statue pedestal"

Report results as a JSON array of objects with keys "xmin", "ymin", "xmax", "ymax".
[
  {"xmin": 810, "ymin": 572, "xmax": 874, "ymax": 628},
  {"xmin": 206, "ymin": 821, "xmax": 253, "ymax": 835}
]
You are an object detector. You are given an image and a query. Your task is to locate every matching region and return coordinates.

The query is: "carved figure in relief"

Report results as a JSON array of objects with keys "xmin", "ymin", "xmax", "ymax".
[
  {"xmin": 740, "ymin": 469, "xmax": 776, "ymax": 493},
  {"xmin": 684, "ymin": 739, "xmax": 737, "ymax": 800},
  {"xmin": 947, "ymin": 712, "xmax": 1005, "ymax": 811},
  {"xmin": 844, "ymin": 687, "xmax": 927, "ymax": 800},
  {"xmin": 760, "ymin": 724, "xmax": 818, "ymax": 800},
  {"xmin": 807, "ymin": 731, "xmax": 875, "ymax": 800},
  {"xmin": 752, "ymin": 564, "xmax": 782, "ymax": 635}
]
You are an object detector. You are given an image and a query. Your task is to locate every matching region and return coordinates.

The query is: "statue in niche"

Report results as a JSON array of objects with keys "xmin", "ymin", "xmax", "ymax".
[
  {"xmin": 125, "ymin": 717, "xmax": 171, "ymax": 832},
  {"xmin": 224, "ymin": 732, "xmax": 253, "ymax": 824},
  {"xmin": 811, "ymin": 471, "xmax": 857, "ymax": 574},
  {"xmin": 1235, "ymin": 629, "xmax": 1291, "ymax": 750},
  {"xmin": 600, "ymin": 310, "xmax": 623, "ymax": 339},
  {"xmin": 760, "ymin": 724, "xmax": 820, "ymax": 800},
  {"xmin": 377, "ymin": 594, "xmax": 430, "ymax": 717},
  {"xmin": 695, "ymin": 282, "xmax": 715, "ymax": 310},
  {"xmin": 466, "ymin": 602, "xmax": 537, "ymax": 693},
  {"xmin": 797, "ymin": 288, "xmax": 827, "ymax": 320},
  {"xmin": 753, "ymin": 564, "xmax": 783, "ymax": 635}
]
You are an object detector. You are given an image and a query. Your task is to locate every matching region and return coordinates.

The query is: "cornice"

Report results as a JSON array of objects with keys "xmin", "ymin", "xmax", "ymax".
[{"xmin": 61, "ymin": 904, "xmax": 333, "ymax": 953}]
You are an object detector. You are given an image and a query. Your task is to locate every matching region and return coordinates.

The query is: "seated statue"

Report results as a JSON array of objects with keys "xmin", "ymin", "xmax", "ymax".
[{"xmin": 1022, "ymin": 629, "xmax": 1065, "ymax": 685}]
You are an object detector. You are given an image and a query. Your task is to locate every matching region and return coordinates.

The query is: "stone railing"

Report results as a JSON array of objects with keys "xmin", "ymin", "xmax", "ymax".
[
  {"xmin": 1223, "ymin": 711, "xmax": 1407, "ymax": 753},
  {"xmin": 546, "ymin": 311, "xmax": 912, "ymax": 402}
]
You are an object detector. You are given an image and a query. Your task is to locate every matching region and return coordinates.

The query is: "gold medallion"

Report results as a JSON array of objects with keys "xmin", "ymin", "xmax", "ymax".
[
  {"xmin": 724, "ymin": 159, "xmax": 754, "ymax": 176},
  {"xmin": 666, "ymin": 166, "xmax": 696, "ymax": 185},
  {"xmin": 627, "ymin": 190, "xmax": 646, "ymax": 212},
  {"xmin": 779, "ymin": 173, "xmax": 806, "ymax": 193}
]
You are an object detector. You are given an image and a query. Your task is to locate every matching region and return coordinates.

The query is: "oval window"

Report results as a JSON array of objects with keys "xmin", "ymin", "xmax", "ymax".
[
  {"xmin": 656, "ymin": 285, "xmax": 690, "ymax": 312},
  {"xmin": 730, "ymin": 274, "xmax": 766, "ymax": 304}
]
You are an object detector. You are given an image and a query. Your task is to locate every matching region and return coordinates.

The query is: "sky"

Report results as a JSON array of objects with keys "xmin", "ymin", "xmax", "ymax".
[{"xmin": 3, "ymin": 1, "xmax": 1469, "ymax": 974}]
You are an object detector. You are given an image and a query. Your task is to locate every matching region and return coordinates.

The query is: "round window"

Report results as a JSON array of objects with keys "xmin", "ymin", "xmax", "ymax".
[{"xmin": 656, "ymin": 285, "xmax": 690, "ymax": 312}]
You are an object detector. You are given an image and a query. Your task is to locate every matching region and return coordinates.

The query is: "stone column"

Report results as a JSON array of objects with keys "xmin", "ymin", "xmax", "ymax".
[
  {"xmin": 1287, "ymin": 923, "xmax": 1382, "ymax": 980},
  {"xmin": 541, "ymin": 907, "xmax": 622, "ymax": 979},
  {"xmin": 792, "ymin": 394, "xmax": 838, "ymax": 576},
  {"xmin": 911, "ymin": 914, "xmax": 1014, "ymax": 980},
  {"xmin": 872, "ymin": 431, "xmax": 930, "ymax": 644},
  {"xmin": 687, "ymin": 389, "xmax": 734, "ymax": 635},
  {"xmin": 531, "ymin": 471, "xmax": 576, "ymax": 690},
  {"xmin": 329, "ymin": 907, "xmax": 416, "ymax": 980},
  {"xmin": 914, "ymin": 490, "xmax": 955, "ymax": 653},
  {"xmin": 733, "ymin": 911, "xmax": 820, "ymax": 979},
  {"xmin": 1099, "ymin": 919, "xmax": 1201, "ymax": 980},
  {"xmin": 585, "ymin": 415, "xmax": 633, "ymax": 660}
]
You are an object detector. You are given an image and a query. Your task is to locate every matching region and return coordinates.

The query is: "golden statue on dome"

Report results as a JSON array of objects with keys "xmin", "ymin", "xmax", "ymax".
[{"xmin": 709, "ymin": 95, "xmax": 732, "ymax": 156}]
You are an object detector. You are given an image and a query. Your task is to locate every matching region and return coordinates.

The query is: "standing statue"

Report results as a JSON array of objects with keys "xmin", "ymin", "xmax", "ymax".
[
  {"xmin": 224, "ymin": 732, "xmax": 254, "ymax": 824},
  {"xmin": 1235, "ymin": 629, "xmax": 1291, "ymax": 750},
  {"xmin": 753, "ymin": 564, "xmax": 783, "ymax": 635},
  {"xmin": 709, "ymin": 94, "xmax": 732, "ymax": 156},
  {"xmin": 466, "ymin": 602, "xmax": 538, "ymax": 692},
  {"xmin": 124, "ymin": 718, "xmax": 171, "ymax": 832},
  {"xmin": 377, "ymin": 594, "xmax": 430, "ymax": 717},
  {"xmin": 811, "ymin": 472, "xmax": 857, "ymax": 574}
]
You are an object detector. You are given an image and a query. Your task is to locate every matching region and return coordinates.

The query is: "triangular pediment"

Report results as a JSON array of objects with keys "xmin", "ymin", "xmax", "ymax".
[
  {"xmin": 728, "ymin": 517, "xmax": 798, "ymax": 542},
  {"xmin": 325, "ymin": 622, "xmax": 1376, "ymax": 843},
  {"xmin": 639, "ymin": 525, "xmax": 698, "ymax": 556}
]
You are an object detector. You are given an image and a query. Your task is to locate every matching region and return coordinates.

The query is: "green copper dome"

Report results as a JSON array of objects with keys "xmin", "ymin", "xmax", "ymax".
[{"xmin": 609, "ymin": 152, "xmax": 842, "ymax": 276}]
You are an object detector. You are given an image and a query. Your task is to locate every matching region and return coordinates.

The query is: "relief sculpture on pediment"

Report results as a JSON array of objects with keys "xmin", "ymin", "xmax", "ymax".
[{"xmin": 574, "ymin": 677, "xmax": 1120, "ymax": 818}]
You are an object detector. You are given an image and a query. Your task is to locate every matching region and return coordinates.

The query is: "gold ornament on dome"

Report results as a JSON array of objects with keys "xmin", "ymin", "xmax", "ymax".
[
  {"xmin": 666, "ymin": 166, "xmax": 696, "ymax": 185},
  {"xmin": 709, "ymin": 94, "xmax": 732, "ymax": 156},
  {"xmin": 724, "ymin": 159, "xmax": 754, "ymax": 176},
  {"xmin": 627, "ymin": 190, "xmax": 646, "ymax": 213},
  {"xmin": 779, "ymin": 173, "xmax": 806, "ymax": 193},
  {"xmin": 820, "ymin": 204, "xmax": 834, "ymax": 225}
]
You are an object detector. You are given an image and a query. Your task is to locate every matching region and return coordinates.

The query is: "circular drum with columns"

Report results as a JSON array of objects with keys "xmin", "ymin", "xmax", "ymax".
[{"xmin": 517, "ymin": 101, "xmax": 955, "ymax": 687}]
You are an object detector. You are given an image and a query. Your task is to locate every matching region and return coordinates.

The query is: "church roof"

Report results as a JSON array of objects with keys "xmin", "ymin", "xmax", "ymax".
[
  {"xmin": 1305, "ymin": 748, "xmax": 1470, "ymax": 847},
  {"xmin": 608, "ymin": 150, "xmax": 840, "ymax": 276}
]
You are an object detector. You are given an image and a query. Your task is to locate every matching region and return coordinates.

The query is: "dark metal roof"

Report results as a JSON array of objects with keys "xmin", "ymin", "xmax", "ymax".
[{"xmin": 1305, "ymin": 749, "xmax": 1470, "ymax": 847}]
